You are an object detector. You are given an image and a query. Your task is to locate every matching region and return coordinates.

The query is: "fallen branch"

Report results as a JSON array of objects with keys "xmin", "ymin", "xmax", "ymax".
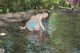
[{"xmin": 58, "ymin": 6, "xmax": 73, "ymax": 10}]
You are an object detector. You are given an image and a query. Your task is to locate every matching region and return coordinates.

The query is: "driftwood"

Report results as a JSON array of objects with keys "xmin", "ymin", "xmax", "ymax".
[
  {"xmin": 58, "ymin": 6, "xmax": 73, "ymax": 10},
  {"xmin": 59, "ymin": 6, "xmax": 80, "ymax": 12}
]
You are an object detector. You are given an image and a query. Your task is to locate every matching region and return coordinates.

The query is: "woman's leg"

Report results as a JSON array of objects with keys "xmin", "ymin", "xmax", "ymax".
[
  {"xmin": 26, "ymin": 24, "xmax": 33, "ymax": 31},
  {"xmin": 34, "ymin": 24, "xmax": 42, "ymax": 37},
  {"xmin": 34, "ymin": 24, "xmax": 44, "ymax": 42},
  {"xmin": 34, "ymin": 30, "xmax": 42, "ymax": 40},
  {"xmin": 26, "ymin": 24, "xmax": 33, "ymax": 36},
  {"xmin": 28, "ymin": 31, "xmax": 33, "ymax": 36}
]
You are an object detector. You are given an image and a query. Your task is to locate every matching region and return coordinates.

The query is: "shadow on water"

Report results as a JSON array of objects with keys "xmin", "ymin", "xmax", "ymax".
[{"xmin": 0, "ymin": 10, "xmax": 80, "ymax": 53}]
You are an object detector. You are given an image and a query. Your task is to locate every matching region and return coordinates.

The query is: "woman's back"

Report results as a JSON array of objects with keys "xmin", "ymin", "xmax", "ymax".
[{"xmin": 29, "ymin": 15, "xmax": 38, "ymax": 21}]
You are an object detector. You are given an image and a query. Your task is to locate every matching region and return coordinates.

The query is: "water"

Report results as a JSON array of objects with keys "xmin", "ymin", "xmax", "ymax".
[{"xmin": 0, "ymin": 11, "xmax": 80, "ymax": 53}]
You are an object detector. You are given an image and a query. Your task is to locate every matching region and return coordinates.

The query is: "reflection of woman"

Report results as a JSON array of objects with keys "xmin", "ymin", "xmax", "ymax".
[{"xmin": 20, "ymin": 10, "xmax": 49, "ymax": 40}]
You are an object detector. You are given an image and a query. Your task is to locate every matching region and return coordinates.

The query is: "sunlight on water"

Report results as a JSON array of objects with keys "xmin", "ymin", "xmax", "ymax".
[{"xmin": 0, "ymin": 32, "xmax": 6, "ymax": 36}]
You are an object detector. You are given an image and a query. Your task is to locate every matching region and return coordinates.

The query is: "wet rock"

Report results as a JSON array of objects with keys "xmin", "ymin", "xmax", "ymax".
[{"xmin": 0, "ymin": 20, "xmax": 7, "ymax": 27}]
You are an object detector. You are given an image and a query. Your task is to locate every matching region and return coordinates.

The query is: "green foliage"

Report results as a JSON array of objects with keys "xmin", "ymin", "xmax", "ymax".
[{"xmin": 1, "ymin": 0, "xmax": 80, "ymax": 13}]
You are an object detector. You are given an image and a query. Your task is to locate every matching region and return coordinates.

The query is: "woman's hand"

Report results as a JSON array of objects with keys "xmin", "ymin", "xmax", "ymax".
[
  {"xmin": 43, "ymin": 28, "xmax": 46, "ymax": 31},
  {"xmin": 19, "ymin": 26, "xmax": 26, "ymax": 30}
]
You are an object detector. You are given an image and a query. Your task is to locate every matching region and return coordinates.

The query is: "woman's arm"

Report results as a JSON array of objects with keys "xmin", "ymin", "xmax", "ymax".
[{"xmin": 39, "ymin": 17, "xmax": 46, "ymax": 31}]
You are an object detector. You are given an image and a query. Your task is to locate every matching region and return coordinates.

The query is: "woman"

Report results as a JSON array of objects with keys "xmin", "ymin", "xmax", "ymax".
[{"xmin": 20, "ymin": 10, "xmax": 49, "ymax": 40}]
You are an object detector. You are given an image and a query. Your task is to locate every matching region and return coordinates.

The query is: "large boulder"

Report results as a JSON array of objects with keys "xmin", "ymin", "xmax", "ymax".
[{"xmin": 0, "ymin": 11, "xmax": 34, "ymax": 27}]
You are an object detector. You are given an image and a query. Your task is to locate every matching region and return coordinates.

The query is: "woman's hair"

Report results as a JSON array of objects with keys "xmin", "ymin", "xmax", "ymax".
[
  {"xmin": 32, "ymin": 10, "xmax": 50, "ymax": 23},
  {"xmin": 43, "ymin": 10, "xmax": 50, "ymax": 23},
  {"xmin": 43, "ymin": 10, "xmax": 50, "ymax": 17},
  {"xmin": 32, "ymin": 10, "xmax": 42, "ymax": 15},
  {"xmin": 33, "ymin": 10, "xmax": 39, "ymax": 15}
]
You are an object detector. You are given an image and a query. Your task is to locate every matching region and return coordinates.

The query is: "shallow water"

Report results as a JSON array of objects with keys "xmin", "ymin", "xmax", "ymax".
[{"xmin": 0, "ymin": 11, "xmax": 80, "ymax": 53}]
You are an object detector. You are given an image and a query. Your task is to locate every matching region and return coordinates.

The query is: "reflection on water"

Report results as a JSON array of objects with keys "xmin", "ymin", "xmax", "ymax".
[
  {"xmin": 4, "ymin": 29, "xmax": 52, "ymax": 53},
  {"xmin": 0, "ymin": 20, "xmax": 52, "ymax": 53},
  {"xmin": 0, "ymin": 11, "xmax": 80, "ymax": 53}
]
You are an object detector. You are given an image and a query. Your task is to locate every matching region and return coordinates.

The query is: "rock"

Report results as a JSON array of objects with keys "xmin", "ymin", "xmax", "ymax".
[
  {"xmin": 6, "ymin": 13, "xmax": 13, "ymax": 18},
  {"xmin": 0, "ymin": 20, "xmax": 7, "ymax": 27},
  {"xmin": 0, "ymin": 10, "xmax": 37, "ymax": 27},
  {"xmin": 19, "ymin": 12, "xmax": 27, "ymax": 18},
  {"xmin": 19, "ymin": 12, "xmax": 26, "ymax": 14},
  {"xmin": 0, "ymin": 14, "xmax": 7, "ymax": 20},
  {"xmin": 13, "ymin": 12, "xmax": 22, "ymax": 18},
  {"xmin": 74, "ymin": 7, "xmax": 80, "ymax": 12},
  {"xmin": 6, "ymin": 18, "xmax": 22, "ymax": 22},
  {"xmin": 26, "ymin": 10, "xmax": 35, "ymax": 18},
  {"xmin": 0, "ymin": 49, "xmax": 5, "ymax": 53},
  {"xmin": 0, "ymin": 10, "xmax": 36, "ymax": 23},
  {"xmin": 19, "ymin": 12, "xmax": 29, "ymax": 20}
]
